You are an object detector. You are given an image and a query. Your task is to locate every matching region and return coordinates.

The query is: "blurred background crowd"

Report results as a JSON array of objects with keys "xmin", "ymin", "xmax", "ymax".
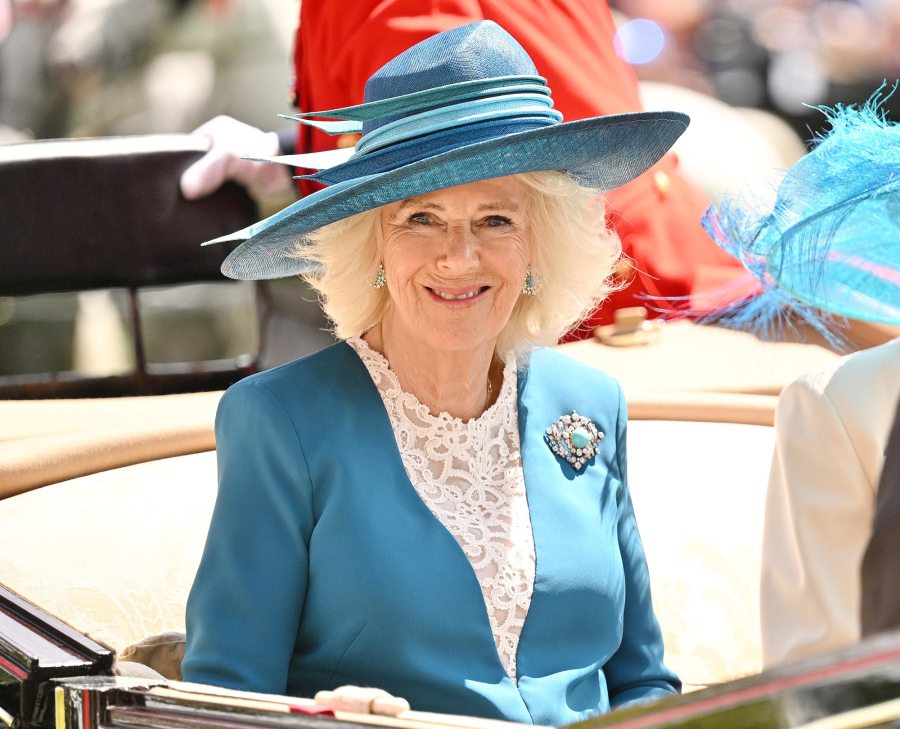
[
  {"xmin": 1, "ymin": 0, "xmax": 897, "ymax": 381},
  {"xmin": 0, "ymin": 0, "xmax": 294, "ymax": 143},
  {"xmin": 3, "ymin": 0, "xmax": 897, "ymax": 146},
  {"xmin": 612, "ymin": 0, "xmax": 900, "ymax": 138}
]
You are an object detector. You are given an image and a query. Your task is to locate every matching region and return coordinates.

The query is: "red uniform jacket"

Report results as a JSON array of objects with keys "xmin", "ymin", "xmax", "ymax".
[{"xmin": 291, "ymin": 0, "xmax": 748, "ymax": 334}]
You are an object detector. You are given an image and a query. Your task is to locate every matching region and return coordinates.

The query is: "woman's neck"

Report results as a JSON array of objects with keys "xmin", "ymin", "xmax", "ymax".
[{"xmin": 364, "ymin": 317, "xmax": 498, "ymax": 421}]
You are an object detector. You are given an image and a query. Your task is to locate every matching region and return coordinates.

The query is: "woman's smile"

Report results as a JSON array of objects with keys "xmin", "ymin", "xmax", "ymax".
[{"xmin": 425, "ymin": 284, "xmax": 491, "ymax": 304}]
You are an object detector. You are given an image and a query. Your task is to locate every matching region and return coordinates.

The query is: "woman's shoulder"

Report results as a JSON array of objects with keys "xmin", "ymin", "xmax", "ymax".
[
  {"xmin": 213, "ymin": 340, "xmax": 387, "ymax": 453},
  {"xmin": 222, "ymin": 340, "xmax": 360, "ymax": 406}
]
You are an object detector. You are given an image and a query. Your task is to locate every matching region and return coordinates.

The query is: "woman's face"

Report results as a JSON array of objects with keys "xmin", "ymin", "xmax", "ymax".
[{"xmin": 379, "ymin": 176, "xmax": 530, "ymax": 355}]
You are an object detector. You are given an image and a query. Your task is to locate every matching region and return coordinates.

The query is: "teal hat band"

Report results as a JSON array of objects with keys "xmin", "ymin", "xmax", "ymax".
[
  {"xmin": 280, "ymin": 80, "xmax": 555, "ymax": 139},
  {"xmin": 281, "ymin": 118, "xmax": 363, "ymax": 136},
  {"xmin": 355, "ymin": 94, "xmax": 562, "ymax": 155},
  {"xmin": 284, "ymin": 75, "xmax": 549, "ymax": 122}
]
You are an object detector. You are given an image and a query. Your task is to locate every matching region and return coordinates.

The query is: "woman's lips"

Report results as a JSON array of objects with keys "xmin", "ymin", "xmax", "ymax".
[{"xmin": 425, "ymin": 285, "xmax": 489, "ymax": 303}]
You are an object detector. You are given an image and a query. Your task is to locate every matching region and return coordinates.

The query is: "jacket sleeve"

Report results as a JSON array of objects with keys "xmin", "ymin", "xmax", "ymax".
[
  {"xmin": 760, "ymin": 376, "xmax": 872, "ymax": 667},
  {"xmin": 604, "ymin": 386, "xmax": 681, "ymax": 709},
  {"xmin": 182, "ymin": 378, "xmax": 315, "ymax": 694}
]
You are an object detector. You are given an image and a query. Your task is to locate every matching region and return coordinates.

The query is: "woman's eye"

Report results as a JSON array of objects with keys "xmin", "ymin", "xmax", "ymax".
[
  {"xmin": 484, "ymin": 215, "xmax": 512, "ymax": 227},
  {"xmin": 408, "ymin": 212, "xmax": 433, "ymax": 225}
]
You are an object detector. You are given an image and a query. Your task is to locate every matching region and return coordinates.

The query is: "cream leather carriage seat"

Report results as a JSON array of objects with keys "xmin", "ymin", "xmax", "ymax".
[{"xmin": 0, "ymin": 385, "xmax": 776, "ymax": 690}]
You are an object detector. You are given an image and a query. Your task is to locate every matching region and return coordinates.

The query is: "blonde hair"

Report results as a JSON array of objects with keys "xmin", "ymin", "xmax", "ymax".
[{"xmin": 296, "ymin": 171, "xmax": 621, "ymax": 360}]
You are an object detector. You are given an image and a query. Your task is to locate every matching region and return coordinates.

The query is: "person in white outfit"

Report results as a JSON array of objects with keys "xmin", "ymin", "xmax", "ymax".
[{"xmin": 760, "ymin": 338, "xmax": 900, "ymax": 667}]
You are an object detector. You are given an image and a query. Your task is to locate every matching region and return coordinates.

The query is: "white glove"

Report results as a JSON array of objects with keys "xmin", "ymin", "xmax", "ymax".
[
  {"xmin": 314, "ymin": 686, "xmax": 410, "ymax": 716},
  {"xmin": 180, "ymin": 115, "xmax": 295, "ymax": 201}
]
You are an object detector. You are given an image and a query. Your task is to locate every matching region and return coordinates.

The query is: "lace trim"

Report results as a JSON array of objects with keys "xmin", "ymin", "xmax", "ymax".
[{"xmin": 347, "ymin": 337, "xmax": 535, "ymax": 679}]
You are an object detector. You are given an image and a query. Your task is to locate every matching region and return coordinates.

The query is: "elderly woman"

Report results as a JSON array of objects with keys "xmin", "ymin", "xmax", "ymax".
[{"xmin": 183, "ymin": 21, "xmax": 684, "ymax": 725}]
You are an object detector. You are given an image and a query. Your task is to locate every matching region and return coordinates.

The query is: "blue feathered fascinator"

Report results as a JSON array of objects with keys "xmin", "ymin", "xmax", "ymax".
[{"xmin": 700, "ymin": 86, "xmax": 900, "ymax": 341}]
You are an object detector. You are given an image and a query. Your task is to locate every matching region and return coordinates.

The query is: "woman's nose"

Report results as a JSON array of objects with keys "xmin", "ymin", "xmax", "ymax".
[{"xmin": 438, "ymin": 225, "xmax": 479, "ymax": 271}]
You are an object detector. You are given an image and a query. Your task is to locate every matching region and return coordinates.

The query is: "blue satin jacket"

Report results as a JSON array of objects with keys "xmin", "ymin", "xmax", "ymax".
[{"xmin": 183, "ymin": 342, "xmax": 679, "ymax": 724}]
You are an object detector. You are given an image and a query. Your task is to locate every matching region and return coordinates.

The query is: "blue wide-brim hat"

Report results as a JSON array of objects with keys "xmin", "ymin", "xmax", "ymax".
[
  {"xmin": 701, "ymin": 87, "xmax": 900, "ymax": 336},
  {"xmin": 207, "ymin": 20, "xmax": 690, "ymax": 280}
]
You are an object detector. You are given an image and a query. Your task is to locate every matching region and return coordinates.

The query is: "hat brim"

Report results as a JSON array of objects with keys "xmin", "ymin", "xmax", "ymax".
[{"xmin": 213, "ymin": 111, "xmax": 689, "ymax": 280}]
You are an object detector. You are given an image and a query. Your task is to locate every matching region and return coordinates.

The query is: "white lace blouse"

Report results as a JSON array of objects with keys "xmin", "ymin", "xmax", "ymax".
[{"xmin": 347, "ymin": 337, "xmax": 535, "ymax": 679}]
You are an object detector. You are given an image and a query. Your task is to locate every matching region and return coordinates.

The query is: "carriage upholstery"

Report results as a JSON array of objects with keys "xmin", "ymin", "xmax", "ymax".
[{"xmin": 0, "ymin": 134, "xmax": 260, "ymax": 398}]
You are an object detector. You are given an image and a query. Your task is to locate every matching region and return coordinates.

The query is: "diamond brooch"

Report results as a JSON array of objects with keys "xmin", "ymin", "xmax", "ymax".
[{"xmin": 545, "ymin": 411, "xmax": 604, "ymax": 471}]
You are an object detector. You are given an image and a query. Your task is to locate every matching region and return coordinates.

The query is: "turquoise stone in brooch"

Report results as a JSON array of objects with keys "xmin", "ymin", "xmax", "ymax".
[{"xmin": 545, "ymin": 411, "xmax": 604, "ymax": 471}]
